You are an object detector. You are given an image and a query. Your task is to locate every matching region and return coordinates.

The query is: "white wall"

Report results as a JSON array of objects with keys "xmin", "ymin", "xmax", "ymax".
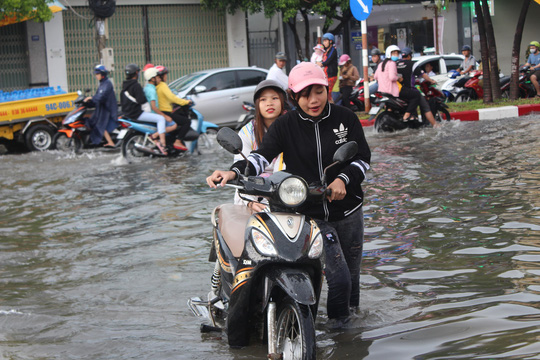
[
  {"xmin": 471, "ymin": 0, "xmax": 540, "ymax": 75},
  {"xmin": 226, "ymin": 12, "xmax": 249, "ymax": 67},
  {"xmin": 44, "ymin": 12, "xmax": 68, "ymax": 91}
]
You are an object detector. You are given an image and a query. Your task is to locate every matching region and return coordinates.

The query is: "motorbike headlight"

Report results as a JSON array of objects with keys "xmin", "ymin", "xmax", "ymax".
[
  {"xmin": 277, "ymin": 176, "xmax": 307, "ymax": 207},
  {"xmin": 308, "ymin": 227, "xmax": 323, "ymax": 259},
  {"xmin": 251, "ymin": 228, "xmax": 277, "ymax": 257}
]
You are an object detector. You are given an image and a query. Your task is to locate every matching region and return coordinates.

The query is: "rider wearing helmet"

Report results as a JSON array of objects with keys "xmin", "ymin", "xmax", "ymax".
[
  {"xmin": 368, "ymin": 48, "xmax": 384, "ymax": 94},
  {"xmin": 207, "ymin": 62, "xmax": 371, "ymax": 341},
  {"xmin": 457, "ymin": 44, "xmax": 476, "ymax": 75},
  {"xmin": 266, "ymin": 52, "xmax": 289, "ymax": 90},
  {"xmin": 84, "ymin": 64, "xmax": 117, "ymax": 147},
  {"xmin": 525, "ymin": 41, "xmax": 540, "ymax": 97},
  {"xmin": 154, "ymin": 65, "xmax": 192, "ymax": 151},
  {"xmin": 396, "ymin": 47, "xmax": 438, "ymax": 126},
  {"xmin": 338, "ymin": 54, "xmax": 360, "ymax": 111},
  {"xmin": 234, "ymin": 79, "xmax": 288, "ymax": 211},
  {"xmin": 121, "ymin": 63, "xmax": 170, "ymax": 155},
  {"xmin": 319, "ymin": 33, "xmax": 339, "ymax": 92}
]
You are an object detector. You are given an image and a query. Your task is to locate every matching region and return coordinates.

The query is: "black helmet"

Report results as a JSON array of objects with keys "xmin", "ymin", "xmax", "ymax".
[
  {"xmin": 371, "ymin": 48, "xmax": 382, "ymax": 56},
  {"xmin": 155, "ymin": 65, "xmax": 169, "ymax": 77},
  {"xmin": 253, "ymin": 79, "xmax": 286, "ymax": 102},
  {"xmin": 462, "ymin": 45, "xmax": 472, "ymax": 52},
  {"xmin": 125, "ymin": 63, "xmax": 140, "ymax": 78},
  {"xmin": 401, "ymin": 47, "xmax": 413, "ymax": 57}
]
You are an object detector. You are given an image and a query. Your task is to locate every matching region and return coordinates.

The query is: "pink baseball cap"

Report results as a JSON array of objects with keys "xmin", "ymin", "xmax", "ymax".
[{"xmin": 288, "ymin": 62, "xmax": 328, "ymax": 93}]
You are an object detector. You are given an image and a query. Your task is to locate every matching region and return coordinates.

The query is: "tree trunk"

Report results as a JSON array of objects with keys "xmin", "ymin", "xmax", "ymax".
[
  {"xmin": 300, "ymin": 9, "xmax": 310, "ymax": 61},
  {"xmin": 330, "ymin": 8, "xmax": 353, "ymax": 55},
  {"xmin": 287, "ymin": 16, "xmax": 303, "ymax": 62},
  {"xmin": 474, "ymin": 0, "xmax": 493, "ymax": 103},
  {"xmin": 482, "ymin": 0, "xmax": 501, "ymax": 100},
  {"xmin": 510, "ymin": 0, "xmax": 531, "ymax": 100}
]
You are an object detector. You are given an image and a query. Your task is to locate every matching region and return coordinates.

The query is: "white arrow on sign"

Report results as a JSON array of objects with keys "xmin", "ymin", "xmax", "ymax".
[{"xmin": 357, "ymin": 0, "xmax": 369, "ymax": 13}]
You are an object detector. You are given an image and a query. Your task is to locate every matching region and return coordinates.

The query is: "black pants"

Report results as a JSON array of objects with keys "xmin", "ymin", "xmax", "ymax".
[
  {"xmin": 340, "ymin": 86, "xmax": 353, "ymax": 110},
  {"xmin": 164, "ymin": 110, "xmax": 190, "ymax": 141},
  {"xmin": 399, "ymin": 87, "xmax": 421, "ymax": 114}
]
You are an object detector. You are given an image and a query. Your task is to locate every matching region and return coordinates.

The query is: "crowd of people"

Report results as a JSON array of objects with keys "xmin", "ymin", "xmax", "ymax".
[{"xmin": 85, "ymin": 63, "xmax": 192, "ymax": 154}]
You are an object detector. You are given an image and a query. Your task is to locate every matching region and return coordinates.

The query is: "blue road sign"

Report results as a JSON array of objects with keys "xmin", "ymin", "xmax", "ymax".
[{"xmin": 350, "ymin": 0, "xmax": 373, "ymax": 21}]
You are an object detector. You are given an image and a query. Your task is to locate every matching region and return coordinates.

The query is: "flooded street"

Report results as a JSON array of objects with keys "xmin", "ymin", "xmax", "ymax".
[{"xmin": 1, "ymin": 116, "xmax": 540, "ymax": 359}]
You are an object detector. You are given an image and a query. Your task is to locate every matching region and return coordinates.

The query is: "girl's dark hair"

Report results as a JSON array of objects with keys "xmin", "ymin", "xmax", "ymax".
[
  {"xmin": 381, "ymin": 58, "xmax": 392, "ymax": 72},
  {"xmin": 253, "ymin": 88, "xmax": 286, "ymax": 146}
]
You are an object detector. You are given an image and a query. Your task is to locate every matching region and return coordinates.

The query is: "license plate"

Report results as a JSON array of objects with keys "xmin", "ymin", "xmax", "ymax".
[
  {"xmin": 116, "ymin": 129, "xmax": 128, "ymax": 140},
  {"xmin": 368, "ymin": 106, "xmax": 380, "ymax": 115}
]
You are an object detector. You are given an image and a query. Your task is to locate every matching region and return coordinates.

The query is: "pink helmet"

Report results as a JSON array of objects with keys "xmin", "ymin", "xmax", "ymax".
[
  {"xmin": 288, "ymin": 62, "xmax": 328, "ymax": 93},
  {"xmin": 313, "ymin": 44, "xmax": 324, "ymax": 52},
  {"xmin": 338, "ymin": 54, "xmax": 351, "ymax": 66}
]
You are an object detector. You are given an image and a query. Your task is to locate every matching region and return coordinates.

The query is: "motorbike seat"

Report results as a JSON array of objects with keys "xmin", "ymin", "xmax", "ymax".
[{"xmin": 217, "ymin": 204, "xmax": 254, "ymax": 258}]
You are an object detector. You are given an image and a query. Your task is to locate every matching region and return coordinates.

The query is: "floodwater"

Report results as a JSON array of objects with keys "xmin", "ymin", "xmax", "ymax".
[{"xmin": 1, "ymin": 116, "xmax": 539, "ymax": 359}]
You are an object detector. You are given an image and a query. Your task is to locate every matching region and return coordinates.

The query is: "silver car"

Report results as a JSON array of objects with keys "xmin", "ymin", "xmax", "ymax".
[{"xmin": 169, "ymin": 67, "xmax": 268, "ymax": 127}]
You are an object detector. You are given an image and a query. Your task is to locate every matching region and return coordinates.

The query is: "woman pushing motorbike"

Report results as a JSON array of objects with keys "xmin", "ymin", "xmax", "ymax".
[{"xmin": 207, "ymin": 61, "xmax": 371, "ymax": 326}]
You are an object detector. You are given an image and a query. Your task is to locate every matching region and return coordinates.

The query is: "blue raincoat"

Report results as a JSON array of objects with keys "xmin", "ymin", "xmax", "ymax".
[{"xmin": 86, "ymin": 77, "xmax": 118, "ymax": 145}]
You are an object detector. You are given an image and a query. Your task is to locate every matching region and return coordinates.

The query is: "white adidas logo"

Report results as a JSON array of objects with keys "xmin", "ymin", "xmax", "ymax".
[{"xmin": 333, "ymin": 123, "xmax": 348, "ymax": 144}]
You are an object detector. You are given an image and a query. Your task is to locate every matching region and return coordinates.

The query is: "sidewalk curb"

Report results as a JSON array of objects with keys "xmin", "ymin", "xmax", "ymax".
[{"xmin": 360, "ymin": 103, "xmax": 540, "ymax": 127}]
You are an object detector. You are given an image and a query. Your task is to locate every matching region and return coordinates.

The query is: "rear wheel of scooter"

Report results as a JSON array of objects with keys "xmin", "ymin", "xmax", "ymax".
[
  {"xmin": 276, "ymin": 298, "xmax": 316, "ymax": 360},
  {"xmin": 197, "ymin": 128, "xmax": 219, "ymax": 154},
  {"xmin": 52, "ymin": 132, "xmax": 82, "ymax": 154},
  {"xmin": 122, "ymin": 131, "xmax": 148, "ymax": 161},
  {"xmin": 455, "ymin": 91, "xmax": 471, "ymax": 103},
  {"xmin": 435, "ymin": 108, "xmax": 451, "ymax": 122},
  {"xmin": 374, "ymin": 111, "xmax": 407, "ymax": 133},
  {"xmin": 25, "ymin": 124, "xmax": 55, "ymax": 152}
]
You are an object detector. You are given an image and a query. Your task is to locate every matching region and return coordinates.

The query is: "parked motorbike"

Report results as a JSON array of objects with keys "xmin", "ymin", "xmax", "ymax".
[
  {"xmin": 441, "ymin": 70, "xmax": 468, "ymax": 102},
  {"xmin": 51, "ymin": 90, "xmax": 125, "ymax": 153},
  {"xmin": 189, "ymin": 127, "xmax": 359, "ymax": 359},
  {"xmin": 369, "ymin": 89, "xmax": 450, "ymax": 133},
  {"xmin": 415, "ymin": 80, "xmax": 451, "ymax": 121},
  {"xmin": 119, "ymin": 99, "xmax": 218, "ymax": 161},
  {"xmin": 454, "ymin": 70, "xmax": 511, "ymax": 103},
  {"xmin": 500, "ymin": 65, "xmax": 537, "ymax": 99},
  {"xmin": 235, "ymin": 101, "xmax": 255, "ymax": 130}
]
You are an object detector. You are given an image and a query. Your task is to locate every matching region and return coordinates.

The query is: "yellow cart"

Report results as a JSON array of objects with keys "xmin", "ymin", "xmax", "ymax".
[{"xmin": 0, "ymin": 92, "xmax": 79, "ymax": 151}]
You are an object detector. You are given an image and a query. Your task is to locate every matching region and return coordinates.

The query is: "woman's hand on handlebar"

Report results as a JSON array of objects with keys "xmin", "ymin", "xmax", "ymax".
[
  {"xmin": 326, "ymin": 178, "xmax": 346, "ymax": 202},
  {"xmin": 206, "ymin": 170, "xmax": 236, "ymax": 188}
]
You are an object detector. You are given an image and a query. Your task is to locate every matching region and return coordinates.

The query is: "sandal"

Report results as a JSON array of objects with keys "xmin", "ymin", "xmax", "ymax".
[{"xmin": 155, "ymin": 141, "xmax": 168, "ymax": 156}]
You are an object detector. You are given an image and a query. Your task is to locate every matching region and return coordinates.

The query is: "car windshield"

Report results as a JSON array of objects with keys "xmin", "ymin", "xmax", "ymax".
[{"xmin": 169, "ymin": 72, "xmax": 208, "ymax": 93}]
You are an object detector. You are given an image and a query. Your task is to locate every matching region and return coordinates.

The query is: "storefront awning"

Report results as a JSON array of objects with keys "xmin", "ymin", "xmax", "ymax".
[{"xmin": 0, "ymin": 1, "xmax": 65, "ymax": 27}]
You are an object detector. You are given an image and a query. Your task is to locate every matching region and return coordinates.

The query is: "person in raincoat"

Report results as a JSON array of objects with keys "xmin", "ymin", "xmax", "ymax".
[{"xmin": 84, "ymin": 65, "xmax": 118, "ymax": 147}]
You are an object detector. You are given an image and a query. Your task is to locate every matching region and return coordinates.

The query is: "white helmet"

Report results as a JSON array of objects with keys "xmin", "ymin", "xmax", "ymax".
[
  {"xmin": 144, "ymin": 67, "xmax": 159, "ymax": 81},
  {"xmin": 385, "ymin": 45, "xmax": 400, "ymax": 59}
]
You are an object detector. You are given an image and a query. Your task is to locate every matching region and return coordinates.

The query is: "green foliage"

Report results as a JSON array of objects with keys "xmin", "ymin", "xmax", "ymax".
[{"xmin": 0, "ymin": 0, "xmax": 54, "ymax": 23}]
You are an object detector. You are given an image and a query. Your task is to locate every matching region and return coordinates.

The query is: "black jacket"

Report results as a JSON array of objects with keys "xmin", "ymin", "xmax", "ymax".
[
  {"xmin": 322, "ymin": 46, "xmax": 338, "ymax": 78},
  {"xmin": 120, "ymin": 79, "xmax": 147, "ymax": 120},
  {"xmin": 231, "ymin": 104, "xmax": 371, "ymax": 222}
]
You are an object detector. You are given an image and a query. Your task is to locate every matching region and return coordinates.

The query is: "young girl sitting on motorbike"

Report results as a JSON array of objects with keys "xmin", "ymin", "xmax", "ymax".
[
  {"xmin": 155, "ymin": 66, "xmax": 193, "ymax": 151},
  {"xmin": 207, "ymin": 61, "xmax": 371, "ymax": 327},
  {"xmin": 234, "ymin": 79, "xmax": 287, "ymax": 212}
]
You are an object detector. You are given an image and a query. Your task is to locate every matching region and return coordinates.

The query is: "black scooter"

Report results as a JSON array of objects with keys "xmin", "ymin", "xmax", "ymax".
[{"xmin": 189, "ymin": 127, "xmax": 358, "ymax": 360}]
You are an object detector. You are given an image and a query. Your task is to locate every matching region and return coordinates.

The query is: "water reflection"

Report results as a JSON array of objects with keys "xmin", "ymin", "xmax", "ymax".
[{"xmin": 0, "ymin": 116, "xmax": 539, "ymax": 359}]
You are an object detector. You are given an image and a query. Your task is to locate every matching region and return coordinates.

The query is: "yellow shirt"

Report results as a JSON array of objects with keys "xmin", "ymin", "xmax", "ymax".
[{"xmin": 156, "ymin": 82, "xmax": 190, "ymax": 112}]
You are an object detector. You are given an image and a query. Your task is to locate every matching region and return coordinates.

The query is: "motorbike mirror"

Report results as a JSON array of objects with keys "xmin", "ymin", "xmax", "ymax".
[
  {"xmin": 333, "ymin": 141, "xmax": 358, "ymax": 164},
  {"xmin": 217, "ymin": 127, "xmax": 243, "ymax": 155},
  {"xmin": 77, "ymin": 90, "xmax": 83, "ymax": 96},
  {"xmin": 85, "ymin": 88, "xmax": 91, "ymax": 93},
  {"xmin": 193, "ymin": 85, "xmax": 207, "ymax": 94}
]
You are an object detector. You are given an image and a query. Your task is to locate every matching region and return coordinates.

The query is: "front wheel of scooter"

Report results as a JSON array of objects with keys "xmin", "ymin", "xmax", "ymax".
[
  {"xmin": 122, "ymin": 131, "xmax": 149, "ymax": 162},
  {"xmin": 197, "ymin": 128, "xmax": 219, "ymax": 154},
  {"xmin": 52, "ymin": 132, "xmax": 82, "ymax": 154},
  {"xmin": 275, "ymin": 298, "xmax": 316, "ymax": 360}
]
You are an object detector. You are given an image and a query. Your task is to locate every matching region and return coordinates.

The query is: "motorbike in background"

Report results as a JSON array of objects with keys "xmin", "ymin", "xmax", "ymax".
[
  {"xmin": 189, "ymin": 127, "xmax": 358, "ymax": 359},
  {"xmin": 120, "ymin": 99, "xmax": 218, "ymax": 162},
  {"xmin": 235, "ymin": 101, "xmax": 255, "ymax": 130},
  {"xmin": 500, "ymin": 65, "xmax": 537, "ymax": 99},
  {"xmin": 52, "ymin": 90, "xmax": 125, "ymax": 153}
]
